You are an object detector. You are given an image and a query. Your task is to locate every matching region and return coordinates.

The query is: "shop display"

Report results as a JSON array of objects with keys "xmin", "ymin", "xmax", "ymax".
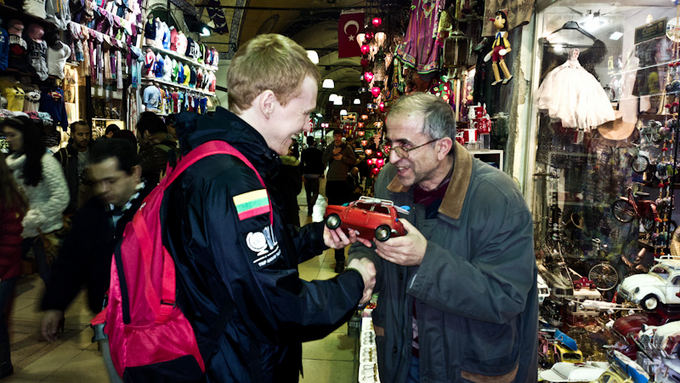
[
  {"xmin": 536, "ymin": 49, "xmax": 615, "ymax": 131},
  {"xmin": 527, "ymin": 2, "xmax": 680, "ymax": 382}
]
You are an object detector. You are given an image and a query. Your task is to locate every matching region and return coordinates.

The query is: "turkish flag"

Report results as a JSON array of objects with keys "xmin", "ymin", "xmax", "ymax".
[{"xmin": 338, "ymin": 12, "xmax": 364, "ymax": 58}]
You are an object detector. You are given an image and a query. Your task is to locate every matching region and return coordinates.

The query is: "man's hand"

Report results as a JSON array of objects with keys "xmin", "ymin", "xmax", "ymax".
[
  {"xmin": 347, "ymin": 258, "xmax": 376, "ymax": 304},
  {"xmin": 323, "ymin": 225, "xmax": 373, "ymax": 249},
  {"xmin": 41, "ymin": 310, "xmax": 65, "ymax": 342},
  {"xmin": 374, "ymin": 219, "xmax": 427, "ymax": 266}
]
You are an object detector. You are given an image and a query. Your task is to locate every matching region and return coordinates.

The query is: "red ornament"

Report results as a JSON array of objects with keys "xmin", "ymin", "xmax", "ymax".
[
  {"xmin": 363, "ymin": 72, "xmax": 374, "ymax": 82},
  {"xmin": 372, "ymin": 17, "xmax": 382, "ymax": 27},
  {"xmin": 361, "ymin": 44, "xmax": 370, "ymax": 55},
  {"xmin": 365, "ymin": 32, "xmax": 374, "ymax": 41},
  {"xmin": 379, "ymin": 102, "xmax": 385, "ymax": 112},
  {"xmin": 370, "ymin": 86, "xmax": 381, "ymax": 97},
  {"xmin": 361, "ymin": 58, "xmax": 370, "ymax": 67}
]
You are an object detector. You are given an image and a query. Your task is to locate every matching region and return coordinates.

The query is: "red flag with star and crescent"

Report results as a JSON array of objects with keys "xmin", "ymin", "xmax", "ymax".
[{"xmin": 338, "ymin": 11, "xmax": 364, "ymax": 58}]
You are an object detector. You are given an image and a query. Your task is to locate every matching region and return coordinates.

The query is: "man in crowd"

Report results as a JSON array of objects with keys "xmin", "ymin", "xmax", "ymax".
[
  {"xmin": 300, "ymin": 136, "xmax": 323, "ymax": 216},
  {"xmin": 136, "ymin": 111, "xmax": 177, "ymax": 185},
  {"xmin": 41, "ymin": 138, "xmax": 152, "ymax": 342},
  {"xmin": 322, "ymin": 129, "xmax": 356, "ymax": 272},
  {"xmin": 348, "ymin": 93, "xmax": 538, "ymax": 383},
  {"xmin": 104, "ymin": 124, "xmax": 121, "ymax": 139},
  {"xmin": 54, "ymin": 120, "xmax": 93, "ymax": 215},
  {"xmin": 161, "ymin": 33, "xmax": 375, "ymax": 382}
]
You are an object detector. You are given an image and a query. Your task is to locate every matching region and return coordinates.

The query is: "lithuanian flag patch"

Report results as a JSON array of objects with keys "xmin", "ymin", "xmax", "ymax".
[{"xmin": 233, "ymin": 189, "xmax": 270, "ymax": 220}]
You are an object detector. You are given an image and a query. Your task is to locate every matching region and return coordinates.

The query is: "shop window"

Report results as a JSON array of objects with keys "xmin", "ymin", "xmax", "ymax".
[{"xmin": 531, "ymin": 2, "xmax": 679, "ymax": 282}]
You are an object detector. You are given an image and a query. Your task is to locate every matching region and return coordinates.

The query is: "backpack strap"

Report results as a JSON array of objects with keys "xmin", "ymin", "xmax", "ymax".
[{"xmin": 159, "ymin": 140, "xmax": 271, "ymax": 319}]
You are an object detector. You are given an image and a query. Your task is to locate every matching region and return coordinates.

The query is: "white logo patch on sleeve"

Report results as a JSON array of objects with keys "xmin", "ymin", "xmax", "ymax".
[{"xmin": 245, "ymin": 225, "xmax": 281, "ymax": 268}]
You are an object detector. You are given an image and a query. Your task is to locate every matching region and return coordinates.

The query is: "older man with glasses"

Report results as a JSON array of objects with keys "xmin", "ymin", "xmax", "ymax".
[{"xmin": 348, "ymin": 92, "xmax": 538, "ymax": 383}]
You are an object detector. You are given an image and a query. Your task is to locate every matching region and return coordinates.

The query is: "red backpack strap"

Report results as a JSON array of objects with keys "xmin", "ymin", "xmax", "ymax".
[{"xmin": 159, "ymin": 140, "xmax": 271, "ymax": 316}]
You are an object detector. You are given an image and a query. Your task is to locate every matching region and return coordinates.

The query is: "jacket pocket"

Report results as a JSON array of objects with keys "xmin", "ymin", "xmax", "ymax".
[{"xmin": 461, "ymin": 319, "xmax": 519, "ymax": 374}]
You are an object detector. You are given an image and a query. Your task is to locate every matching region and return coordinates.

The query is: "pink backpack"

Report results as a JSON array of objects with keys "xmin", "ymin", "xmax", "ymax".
[{"xmin": 92, "ymin": 140, "xmax": 269, "ymax": 381}]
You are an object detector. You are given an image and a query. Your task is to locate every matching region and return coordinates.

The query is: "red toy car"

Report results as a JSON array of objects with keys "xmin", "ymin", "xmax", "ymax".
[
  {"xmin": 612, "ymin": 311, "xmax": 680, "ymax": 359},
  {"xmin": 324, "ymin": 196, "xmax": 409, "ymax": 242}
]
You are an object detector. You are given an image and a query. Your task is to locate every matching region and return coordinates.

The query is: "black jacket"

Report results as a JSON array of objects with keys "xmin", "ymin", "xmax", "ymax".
[
  {"xmin": 41, "ymin": 184, "xmax": 152, "ymax": 313},
  {"xmin": 300, "ymin": 146, "xmax": 323, "ymax": 175},
  {"xmin": 139, "ymin": 134, "xmax": 177, "ymax": 186},
  {"xmin": 162, "ymin": 108, "xmax": 365, "ymax": 382},
  {"xmin": 54, "ymin": 143, "xmax": 89, "ymax": 214}
]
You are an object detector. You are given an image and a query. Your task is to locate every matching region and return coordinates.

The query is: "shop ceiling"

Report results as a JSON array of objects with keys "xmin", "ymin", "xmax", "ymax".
[{"xmin": 193, "ymin": 0, "xmax": 406, "ymax": 108}]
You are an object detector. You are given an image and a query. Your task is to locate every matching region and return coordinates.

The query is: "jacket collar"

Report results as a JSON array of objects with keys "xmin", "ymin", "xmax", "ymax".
[
  {"xmin": 386, "ymin": 142, "xmax": 472, "ymax": 220},
  {"xmin": 178, "ymin": 107, "xmax": 280, "ymax": 180}
]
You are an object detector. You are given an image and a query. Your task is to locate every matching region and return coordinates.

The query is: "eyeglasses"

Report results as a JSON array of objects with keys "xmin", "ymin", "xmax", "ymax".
[{"xmin": 390, "ymin": 138, "xmax": 439, "ymax": 159}]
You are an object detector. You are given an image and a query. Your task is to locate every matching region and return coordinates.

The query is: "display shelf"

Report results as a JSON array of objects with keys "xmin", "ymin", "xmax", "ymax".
[
  {"xmin": 140, "ymin": 77, "xmax": 215, "ymax": 97},
  {"xmin": 143, "ymin": 45, "xmax": 219, "ymax": 72},
  {"xmin": 469, "ymin": 149, "xmax": 504, "ymax": 170}
]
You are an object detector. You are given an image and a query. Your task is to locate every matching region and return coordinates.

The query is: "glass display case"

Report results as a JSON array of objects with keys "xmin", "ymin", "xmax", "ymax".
[{"xmin": 527, "ymin": 1, "xmax": 680, "ymax": 286}]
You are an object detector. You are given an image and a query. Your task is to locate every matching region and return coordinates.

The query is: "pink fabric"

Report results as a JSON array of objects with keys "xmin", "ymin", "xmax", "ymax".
[{"xmin": 395, "ymin": 0, "xmax": 443, "ymax": 74}]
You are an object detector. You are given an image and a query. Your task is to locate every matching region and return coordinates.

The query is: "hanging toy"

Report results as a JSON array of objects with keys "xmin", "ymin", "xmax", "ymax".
[{"xmin": 484, "ymin": 10, "xmax": 513, "ymax": 86}]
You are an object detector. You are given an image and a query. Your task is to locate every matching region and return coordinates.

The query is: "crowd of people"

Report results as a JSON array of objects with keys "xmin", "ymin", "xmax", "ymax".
[{"xmin": 0, "ymin": 33, "xmax": 537, "ymax": 383}]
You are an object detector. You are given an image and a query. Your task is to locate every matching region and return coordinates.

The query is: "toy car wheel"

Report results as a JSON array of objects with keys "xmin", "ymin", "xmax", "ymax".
[
  {"xmin": 325, "ymin": 214, "xmax": 341, "ymax": 229},
  {"xmin": 641, "ymin": 294, "xmax": 660, "ymax": 311},
  {"xmin": 375, "ymin": 225, "xmax": 391, "ymax": 242}
]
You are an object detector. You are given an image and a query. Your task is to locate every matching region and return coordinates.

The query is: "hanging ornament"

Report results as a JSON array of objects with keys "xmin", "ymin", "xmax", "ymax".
[
  {"xmin": 365, "ymin": 32, "xmax": 374, "ymax": 41},
  {"xmin": 364, "ymin": 72, "xmax": 374, "ymax": 82},
  {"xmin": 361, "ymin": 58, "xmax": 370, "ymax": 67},
  {"xmin": 374, "ymin": 32, "xmax": 386, "ymax": 47},
  {"xmin": 379, "ymin": 102, "xmax": 385, "ymax": 112},
  {"xmin": 361, "ymin": 44, "xmax": 370, "ymax": 55},
  {"xmin": 370, "ymin": 86, "xmax": 381, "ymax": 97},
  {"xmin": 372, "ymin": 17, "xmax": 382, "ymax": 27},
  {"xmin": 356, "ymin": 33, "xmax": 366, "ymax": 47}
]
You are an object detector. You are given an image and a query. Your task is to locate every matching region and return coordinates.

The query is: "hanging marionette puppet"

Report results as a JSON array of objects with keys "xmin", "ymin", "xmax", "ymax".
[{"xmin": 484, "ymin": 10, "xmax": 513, "ymax": 85}]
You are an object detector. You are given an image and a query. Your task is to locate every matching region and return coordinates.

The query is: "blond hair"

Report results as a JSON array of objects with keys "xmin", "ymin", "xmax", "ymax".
[{"xmin": 227, "ymin": 34, "xmax": 320, "ymax": 113}]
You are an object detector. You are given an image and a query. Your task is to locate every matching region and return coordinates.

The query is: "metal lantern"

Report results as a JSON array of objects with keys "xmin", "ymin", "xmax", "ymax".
[{"xmin": 443, "ymin": 30, "xmax": 470, "ymax": 72}]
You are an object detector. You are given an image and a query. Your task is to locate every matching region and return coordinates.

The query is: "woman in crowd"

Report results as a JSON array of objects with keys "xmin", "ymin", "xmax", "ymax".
[
  {"xmin": 0, "ymin": 152, "xmax": 28, "ymax": 378},
  {"xmin": 2, "ymin": 116, "xmax": 69, "ymax": 284}
]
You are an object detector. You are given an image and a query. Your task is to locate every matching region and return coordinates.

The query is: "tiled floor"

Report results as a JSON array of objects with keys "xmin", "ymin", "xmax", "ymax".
[{"xmin": 4, "ymin": 190, "xmax": 357, "ymax": 382}]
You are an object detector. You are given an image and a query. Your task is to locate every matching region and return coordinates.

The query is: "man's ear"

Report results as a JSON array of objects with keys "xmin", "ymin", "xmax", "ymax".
[
  {"xmin": 437, "ymin": 137, "xmax": 454, "ymax": 160},
  {"xmin": 131, "ymin": 164, "xmax": 142, "ymax": 182},
  {"xmin": 256, "ymin": 90, "xmax": 278, "ymax": 120}
]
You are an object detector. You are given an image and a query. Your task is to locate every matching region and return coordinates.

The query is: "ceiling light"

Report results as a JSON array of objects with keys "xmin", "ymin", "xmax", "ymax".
[
  {"xmin": 329, "ymin": 93, "xmax": 338, "ymax": 102},
  {"xmin": 322, "ymin": 79, "xmax": 335, "ymax": 89},
  {"xmin": 353, "ymin": 98, "xmax": 361, "ymax": 105},
  {"xmin": 333, "ymin": 96, "xmax": 343, "ymax": 105},
  {"xmin": 340, "ymin": 109, "xmax": 348, "ymax": 116},
  {"xmin": 609, "ymin": 31, "xmax": 623, "ymax": 40},
  {"xmin": 307, "ymin": 50, "xmax": 319, "ymax": 64}
]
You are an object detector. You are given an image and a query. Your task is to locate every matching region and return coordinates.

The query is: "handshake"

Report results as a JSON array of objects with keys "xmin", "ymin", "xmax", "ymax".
[{"xmin": 347, "ymin": 258, "xmax": 376, "ymax": 304}]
